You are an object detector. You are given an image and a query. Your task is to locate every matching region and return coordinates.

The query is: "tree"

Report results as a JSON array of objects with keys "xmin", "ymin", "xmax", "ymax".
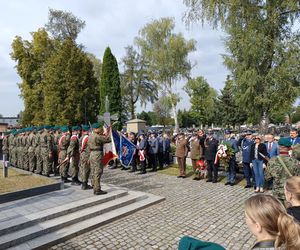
[
  {"xmin": 121, "ymin": 46, "xmax": 158, "ymax": 119},
  {"xmin": 135, "ymin": 17, "xmax": 196, "ymax": 132},
  {"xmin": 184, "ymin": 76, "xmax": 217, "ymax": 126},
  {"xmin": 217, "ymin": 76, "xmax": 247, "ymax": 127},
  {"xmin": 153, "ymin": 95, "xmax": 172, "ymax": 127},
  {"xmin": 292, "ymin": 106, "xmax": 300, "ymax": 124},
  {"xmin": 137, "ymin": 111, "xmax": 157, "ymax": 126},
  {"xmin": 43, "ymin": 38, "xmax": 99, "ymax": 125},
  {"xmin": 177, "ymin": 109, "xmax": 197, "ymax": 128},
  {"xmin": 100, "ymin": 47, "xmax": 122, "ymax": 126},
  {"xmin": 184, "ymin": 1, "xmax": 300, "ymax": 130},
  {"xmin": 86, "ymin": 53, "xmax": 102, "ymax": 83},
  {"xmin": 45, "ymin": 8, "xmax": 86, "ymax": 41}
]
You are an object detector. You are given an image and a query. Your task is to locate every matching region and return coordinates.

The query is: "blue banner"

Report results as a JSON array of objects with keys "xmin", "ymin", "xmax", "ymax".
[
  {"xmin": 112, "ymin": 130, "xmax": 121, "ymax": 155},
  {"xmin": 119, "ymin": 134, "xmax": 136, "ymax": 168}
]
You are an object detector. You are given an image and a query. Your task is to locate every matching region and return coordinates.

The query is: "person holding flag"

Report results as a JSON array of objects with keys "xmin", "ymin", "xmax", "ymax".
[{"xmin": 88, "ymin": 122, "xmax": 111, "ymax": 195}]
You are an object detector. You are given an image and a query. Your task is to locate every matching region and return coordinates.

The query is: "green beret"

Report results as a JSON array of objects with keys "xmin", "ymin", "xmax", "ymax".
[
  {"xmin": 92, "ymin": 123, "xmax": 100, "ymax": 129},
  {"xmin": 278, "ymin": 137, "xmax": 292, "ymax": 147},
  {"xmin": 61, "ymin": 126, "xmax": 69, "ymax": 133},
  {"xmin": 72, "ymin": 126, "xmax": 80, "ymax": 131},
  {"xmin": 81, "ymin": 125, "xmax": 90, "ymax": 131},
  {"xmin": 44, "ymin": 125, "xmax": 51, "ymax": 130}
]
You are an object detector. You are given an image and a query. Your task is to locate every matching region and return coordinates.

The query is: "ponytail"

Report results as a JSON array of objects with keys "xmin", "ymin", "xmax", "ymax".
[{"xmin": 276, "ymin": 212, "xmax": 300, "ymax": 250}]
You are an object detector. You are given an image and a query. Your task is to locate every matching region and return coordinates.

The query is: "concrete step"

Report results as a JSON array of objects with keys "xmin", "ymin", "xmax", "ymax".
[
  {"xmin": 8, "ymin": 192, "xmax": 165, "ymax": 250},
  {"xmin": 0, "ymin": 188, "xmax": 129, "ymax": 236},
  {"xmin": 0, "ymin": 191, "xmax": 149, "ymax": 250}
]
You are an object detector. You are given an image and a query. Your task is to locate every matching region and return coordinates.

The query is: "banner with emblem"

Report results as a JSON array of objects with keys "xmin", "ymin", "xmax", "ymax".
[{"xmin": 119, "ymin": 133, "xmax": 136, "ymax": 167}]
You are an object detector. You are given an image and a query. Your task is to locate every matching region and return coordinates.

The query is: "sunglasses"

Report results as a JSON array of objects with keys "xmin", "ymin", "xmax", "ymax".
[{"xmin": 255, "ymin": 137, "xmax": 261, "ymax": 140}]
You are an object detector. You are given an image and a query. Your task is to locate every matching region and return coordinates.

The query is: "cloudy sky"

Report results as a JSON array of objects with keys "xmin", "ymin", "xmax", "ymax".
[{"xmin": 0, "ymin": 0, "xmax": 228, "ymax": 117}]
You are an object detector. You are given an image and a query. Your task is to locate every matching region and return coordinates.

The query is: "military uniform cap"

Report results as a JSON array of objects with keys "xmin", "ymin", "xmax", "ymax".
[
  {"xmin": 81, "ymin": 125, "xmax": 89, "ymax": 131},
  {"xmin": 72, "ymin": 126, "xmax": 80, "ymax": 131},
  {"xmin": 245, "ymin": 130, "xmax": 252, "ymax": 135},
  {"xmin": 278, "ymin": 137, "xmax": 292, "ymax": 147},
  {"xmin": 61, "ymin": 126, "xmax": 69, "ymax": 132},
  {"xmin": 92, "ymin": 123, "xmax": 101, "ymax": 129},
  {"xmin": 44, "ymin": 125, "xmax": 51, "ymax": 130}
]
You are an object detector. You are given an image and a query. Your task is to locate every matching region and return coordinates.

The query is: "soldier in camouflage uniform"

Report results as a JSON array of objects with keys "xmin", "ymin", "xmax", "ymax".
[
  {"xmin": 79, "ymin": 125, "xmax": 91, "ymax": 190},
  {"xmin": 52, "ymin": 126, "xmax": 60, "ymax": 176},
  {"xmin": 35, "ymin": 127, "xmax": 43, "ymax": 175},
  {"xmin": 8, "ymin": 130, "xmax": 15, "ymax": 165},
  {"xmin": 2, "ymin": 131, "xmax": 10, "ymax": 162},
  {"xmin": 40, "ymin": 125, "xmax": 53, "ymax": 176},
  {"xmin": 67, "ymin": 126, "xmax": 81, "ymax": 185},
  {"xmin": 28, "ymin": 127, "xmax": 36, "ymax": 172},
  {"xmin": 22, "ymin": 128, "xmax": 30, "ymax": 171},
  {"xmin": 17, "ymin": 130, "xmax": 23, "ymax": 169},
  {"xmin": 11, "ymin": 131, "xmax": 18, "ymax": 167},
  {"xmin": 88, "ymin": 123, "xmax": 111, "ymax": 195},
  {"xmin": 266, "ymin": 137, "xmax": 300, "ymax": 203},
  {"xmin": 58, "ymin": 126, "xmax": 71, "ymax": 182}
]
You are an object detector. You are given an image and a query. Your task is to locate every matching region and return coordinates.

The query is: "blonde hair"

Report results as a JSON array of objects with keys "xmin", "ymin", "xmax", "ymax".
[
  {"xmin": 285, "ymin": 176, "xmax": 300, "ymax": 201},
  {"xmin": 245, "ymin": 194, "xmax": 300, "ymax": 250}
]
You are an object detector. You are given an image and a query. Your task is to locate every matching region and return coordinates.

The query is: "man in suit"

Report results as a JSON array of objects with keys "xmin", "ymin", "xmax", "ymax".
[
  {"xmin": 204, "ymin": 131, "xmax": 219, "ymax": 183},
  {"xmin": 289, "ymin": 128, "xmax": 300, "ymax": 146},
  {"xmin": 148, "ymin": 132, "xmax": 159, "ymax": 172},
  {"xmin": 240, "ymin": 131, "xmax": 255, "ymax": 188},
  {"xmin": 265, "ymin": 134, "xmax": 279, "ymax": 159}
]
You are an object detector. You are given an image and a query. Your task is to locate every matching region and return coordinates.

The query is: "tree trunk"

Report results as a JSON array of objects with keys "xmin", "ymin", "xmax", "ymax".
[{"xmin": 171, "ymin": 102, "xmax": 179, "ymax": 133}]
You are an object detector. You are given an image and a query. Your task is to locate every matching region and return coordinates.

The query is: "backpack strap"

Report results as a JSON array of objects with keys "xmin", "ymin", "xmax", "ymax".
[{"xmin": 277, "ymin": 156, "xmax": 293, "ymax": 177}]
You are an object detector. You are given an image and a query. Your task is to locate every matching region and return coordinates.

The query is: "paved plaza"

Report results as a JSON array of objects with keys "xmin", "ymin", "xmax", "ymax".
[{"xmin": 50, "ymin": 169, "xmax": 257, "ymax": 250}]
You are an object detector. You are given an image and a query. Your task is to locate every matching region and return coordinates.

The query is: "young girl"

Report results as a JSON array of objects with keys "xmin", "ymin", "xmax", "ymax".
[
  {"xmin": 284, "ymin": 176, "xmax": 300, "ymax": 222},
  {"xmin": 245, "ymin": 194, "xmax": 300, "ymax": 249}
]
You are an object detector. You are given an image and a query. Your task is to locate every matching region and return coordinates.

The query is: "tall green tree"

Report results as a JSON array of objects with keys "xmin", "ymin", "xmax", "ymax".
[
  {"xmin": 43, "ymin": 38, "xmax": 99, "ymax": 125},
  {"xmin": 184, "ymin": 0, "xmax": 300, "ymax": 129},
  {"xmin": 11, "ymin": 29, "xmax": 55, "ymax": 125},
  {"xmin": 137, "ymin": 111, "xmax": 157, "ymax": 126},
  {"xmin": 45, "ymin": 8, "xmax": 86, "ymax": 41},
  {"xmin": 177, "ymin": 109, "xmax": 197, "ymax": 128},
  {"xmin": 153, "ymin": 95, "xmax": 172, "ymax": 127},
  {"xmin": 135, "ymin": 17, "xmax": 196, "ymax": 132},
  {"xmin": 184, "ymin": 76, "xmax": 217, "ymax": 126},
  {"xmin": 217, "ymin": 76, "xmax": 247, "ymax": 127},
  {"xmin": 121, "ymin": 46, "xmax": 158, "ymax": 119},
  {"xmin": 100, "ymin": 47, "xmax": 122, "ymax": 125}
]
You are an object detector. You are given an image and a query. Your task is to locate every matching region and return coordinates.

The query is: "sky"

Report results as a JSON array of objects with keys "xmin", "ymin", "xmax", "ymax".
[{"xmin": 0, "ymin": 0, "xmax": 228, "ymax": 117}]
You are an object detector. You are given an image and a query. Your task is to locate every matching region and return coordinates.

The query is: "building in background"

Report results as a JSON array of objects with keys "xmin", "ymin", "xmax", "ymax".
[{"xmin": 0, "ymin": 116, "xmax": 19, "ymax": 127}]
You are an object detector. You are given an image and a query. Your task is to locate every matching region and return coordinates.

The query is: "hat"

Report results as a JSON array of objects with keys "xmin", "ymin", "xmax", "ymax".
[
  {"xmin": 44, "ymin": 125, "xmax": 51, "ymax": 130},
  {"xmin": 81, "ymin": 125, "xmax": 89, "ymax": 131},
  {"xmin": 92, "ymin": 123, "xmax": 101, "ymax": 129},
  {"xmin": 61, "ymin": 126, "xmax": 69, "ymax": 133},
  {"xmin": 245, "ymin": 130, "xmax": 252, "ymax": 135},
  {"xmin": 72, "ymin": 126, "xmax": 80, "ymax": 131},
  {"xmin": 278, "ymin": 137, "xmax": 292, "ymax": 147},
  {"xmin": 224, "ymin": 129, "xmax": 231, "ymax": 135}
]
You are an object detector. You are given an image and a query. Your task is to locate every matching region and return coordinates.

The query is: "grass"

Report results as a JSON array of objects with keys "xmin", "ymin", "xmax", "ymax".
[
  {"xmin": 158, "ymin": 163, "xmax": 247, "ymax": 187},
  {"xmin": 0, "ymin": 164, "xmax": 55, "ymax": 194}
]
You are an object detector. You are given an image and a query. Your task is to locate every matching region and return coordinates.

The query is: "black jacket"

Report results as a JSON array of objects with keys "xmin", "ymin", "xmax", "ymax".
[
  {"xmin": 250, "ymin": 143, "xmax": 268, "ymax": 164},
  {"xmin": 204, "ymin": 138, "xmax": 218, "ymax": 161}
]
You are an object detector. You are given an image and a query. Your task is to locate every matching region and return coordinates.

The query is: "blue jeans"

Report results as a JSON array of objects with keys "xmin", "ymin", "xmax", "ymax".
[
  {"xmin": 252, "ymin": 159, "xmax": 264, "ymax": 188},
  {"xmin": 226, "ymin": 158, "xmax": 236, "ymax": 183},
  {"xmin": 243, "ymin": 162, "xmax": 255, "ymax": 186}
]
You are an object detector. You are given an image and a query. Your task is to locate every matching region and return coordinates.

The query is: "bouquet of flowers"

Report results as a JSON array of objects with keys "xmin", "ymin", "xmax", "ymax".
[
  {"xmin": 214, "ymin": 142, "xmax": 235, "ymax": 171},
  {"xmin": 195, "ymin": 159, "xmax": 206, "ymax": 175}
]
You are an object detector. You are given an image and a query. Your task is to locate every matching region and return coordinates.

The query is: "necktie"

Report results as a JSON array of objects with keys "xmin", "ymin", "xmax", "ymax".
[{"xmin": 268, "ymin": 143, "xmax": 271, "ymax": 152}]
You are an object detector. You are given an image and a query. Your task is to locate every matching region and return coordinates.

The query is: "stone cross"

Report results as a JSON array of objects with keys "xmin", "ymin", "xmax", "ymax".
[{"xmin": 97, "ymin": 96, "xmax": 118, "ymax": 127}]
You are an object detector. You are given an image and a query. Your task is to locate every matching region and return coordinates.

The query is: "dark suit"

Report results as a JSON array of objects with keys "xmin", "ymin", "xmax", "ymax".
[{"xmin": 204, "ymin": 137, "xmax": 218, "ymax": 182}]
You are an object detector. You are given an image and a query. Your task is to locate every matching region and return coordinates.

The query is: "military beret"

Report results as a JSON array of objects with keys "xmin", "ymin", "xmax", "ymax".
[
  {"xmin": 245, "ymin": 130, "xmax": 252, "ymax": 135},
  {"xmin": 44, "ymin": 125, "xmax": 51, "ymax": 130},
  {"xmin": 61, "ymin": 126, "xmax": 69, "ymax": 133},
  {"xmin": 72, "ymin": 126, "xmax": 80, "ymax": 131},
  {"xmin": 81, "ymin": 125, "xmax": 89, "ymax": 131},
  {"xmin": 92, "ymin": 123, "xmax": 101, "ymax": 129},
  {"xmin": 278, "ymin": 137, "xmax": 292, "ymax": 147}
]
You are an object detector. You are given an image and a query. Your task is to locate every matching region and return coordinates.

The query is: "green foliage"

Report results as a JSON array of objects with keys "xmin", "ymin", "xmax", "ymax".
[
  {"xmin": 137, "ymin": 111, "xmax": 157, "ymax": 126},
  {"xmin": 177, "ymin": 109, "xmax": 197, "ymax": 128},
  {"xmin": 217, "ymin": 76, "xmax": 247, "ymax": 126},
  {"xmin": 45, "ymin": 8, "xmax": 86, "ymax": 41},
  {"xmin": 11, "ymin": 28, "xmax": 99, "ymax": 125},
  {"xmin": 121, "ymin": 46, "xmax": 158, "ymax": 119},
  {"xmin": 184, "ymin": 0, "xmax": 300, "ymax": 124},
  {"xmin": 135, "ymin": 17, "xmax": 196, "ymax": 131},
  {"xmin": 291, "ymin": 106, "xmax": 300, "ymax": 124},
  {"xmin": 100, "ymin": 47, "xmax": 122, "ymax": 127},
  {"xmin": 184, "ymin": 76, "xmax": 217, "ymax": 126},
  {"xmin": 153, "ymin": 95, "xmax": 172, "ymax": 126}
]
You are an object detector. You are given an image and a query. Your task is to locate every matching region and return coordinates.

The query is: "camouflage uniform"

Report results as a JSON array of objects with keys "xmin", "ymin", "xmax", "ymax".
[
  {"xmin": 79, "ymin": 133, "xmax": 90, "ymax": 187},
  {"xmin": 58, "ymin": 133, "xmax": 70, "ymax": 180},
  {"xmin": 40, "ymin": 129, "xmax": 53, "ymax": 176},
  {"xmin": 2, "ymin": 133, "xmax": 9, "ymax": 161},
  {"xmin": 266, "ymin": 155, "xmax": 300, "ymax": 201},
  {"xmin": 8, "ymin": 133, "xmax": 14, "ymax": 164},
  {"xmin": 22, "ymin": 132, "xmax": 29, "ymax": 171},
  {"xmin": 35, "ymin": 130, "xmax": 43, "ymax": 174},
  {"xmin": 67, "ymin": 134, "xmax": 80, "ymax": 184},
  {"xmin": 28, "ymin": 131, "xmax": 36, "ymax": 172},
  {"xmin": 12, "ymin": 134, "xmax": 18, "ymax": 167},
  {"xmin": 88, "ymin": 131, "xmax": 111, "ymax": 194},
  {"xmin": 52, "ymin": 131, "xmax": 60, "ymax": 175},
  {"xmin": 17, "ymin": 134, "xmax": 23, "ymax": 169}
]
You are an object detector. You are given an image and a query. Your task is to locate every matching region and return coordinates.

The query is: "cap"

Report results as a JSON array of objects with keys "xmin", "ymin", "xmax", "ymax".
[
  {"xmin": 278, "ymin": 137, "xmax": 292, "ymax": 147},
  {"xmin": 92, "ymin": 123, "xmax": 100, "ymax": 129},
  {"xmin": 81, "ymin": 125, "xmax": 89, "ymax": 131},
  {"xmin": 72, "ymin": 126, "xmax": 80, "ymax": 131},
  {"xmin": 61, "ymin": 126, "xmax": 69, "ymax": 133}
]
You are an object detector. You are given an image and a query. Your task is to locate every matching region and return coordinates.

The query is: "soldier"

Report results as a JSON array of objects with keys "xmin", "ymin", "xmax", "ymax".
[
  {"xmin": 2, "ymin": 131, "xmax": 10, "ymax": 163},
  {"xmin": 58, "ymin": 126, "xmax": 71, "ymax": 182},
  {"xmin": 8, "ymin": 130, "xmax": 15, "ymax": 164},
  {"xmin": 11, "ymin": 130, "xmax": 18, "ymax": 167},
  {"xmin": 189, "ymin": 131, "xmax": 204, "ymax": 180},
  {"xmin": 40, "ymin": 125, "xmax": 53, "ymax": 176},
  {"xmin": 52, "ymin": 126, "xmax": 61, "ymax": 176},
  {"xmin": 88, "ymin": 123, "xmax": 111, "ymax": 195},
  {"xmin": 35, "ymin": 126, "xmax": 43, "ymax": 175},
  {"xmin": 79, "ymin": 125, "xmax": 91, "ymax": 190},
  {"xmin": 67, "ymin": 126, "xmax": 81, "ymax": 185},
  {"xmin": 266, "ymin": 137, "xmax": 300, "ymax": 203},
  {"xmin": 174, "ymin": 132, "xmax": 189, "ymax": 178},
  {"xmin": 28, "ymin": 127, "xmax": 36, "ymax": 172},
  {"xmin": 22, "ymin": 128, "xmax": 30, "ymax": 171},
  {"xmin": 17, "ymin": 129, "xmax": 23, "ymax": 169}
]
